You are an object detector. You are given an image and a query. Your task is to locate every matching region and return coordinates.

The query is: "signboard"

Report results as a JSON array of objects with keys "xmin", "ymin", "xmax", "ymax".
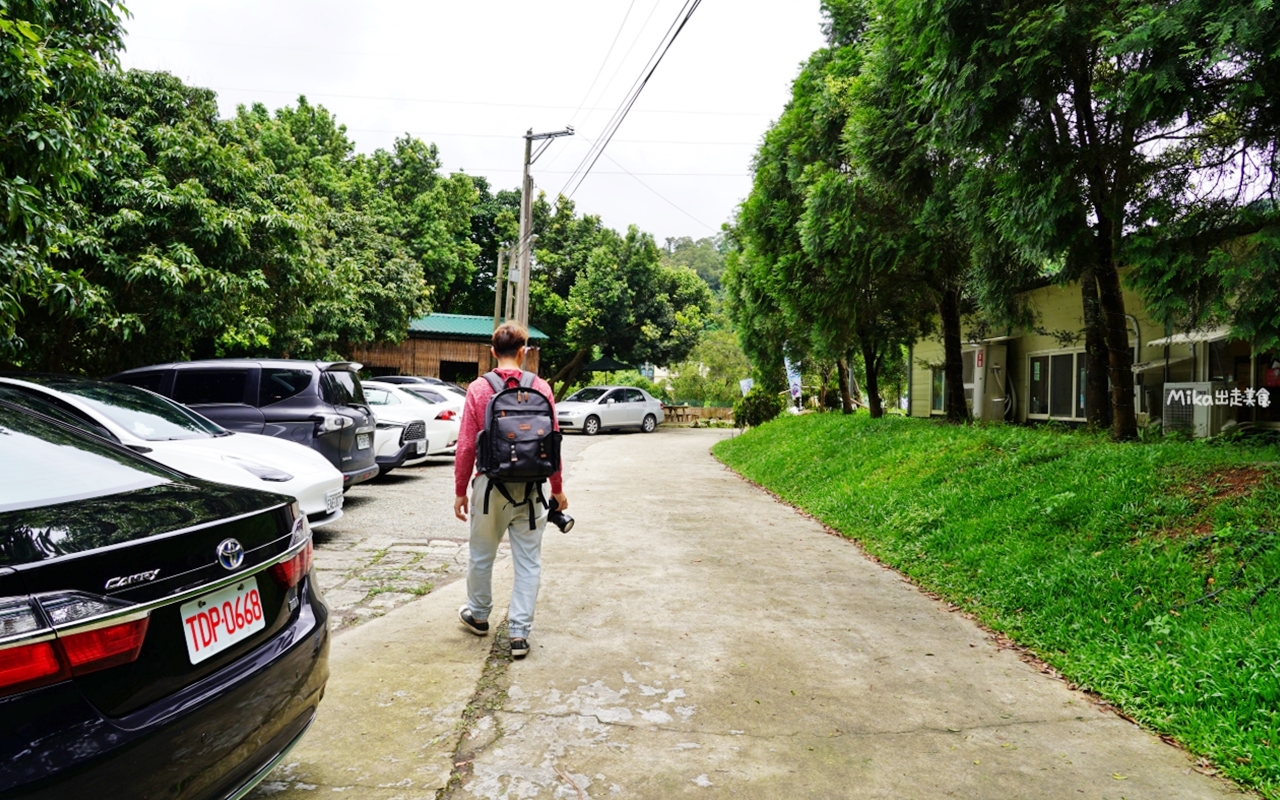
[
  {"xmin": 739, "ymin": 378, "xmax": 754, "ymax": 397},
  {"xmin": 1265, "ymin": 367, "xmax": 1280, "ymax": 387}
]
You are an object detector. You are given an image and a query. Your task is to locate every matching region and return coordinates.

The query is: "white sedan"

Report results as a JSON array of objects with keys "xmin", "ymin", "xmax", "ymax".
[
  {"xmin": 557, "ymin": 385, "xmax": 664, "ymax": 435},
  {"xmin": 0, "ymin": 376, "xmax": 346, "ymax": 527},
  {"xmin": 363, "ymin": 381, "xmax": 460, "ymax": 460}
]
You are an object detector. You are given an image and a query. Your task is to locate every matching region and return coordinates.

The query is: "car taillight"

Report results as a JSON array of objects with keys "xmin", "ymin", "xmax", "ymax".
[
  {"xmin": 0, "ymin": 640, "xmax": 67, "ymax": 696},
  {"xmin": 0, "ymin": 594, "xmax": 151, "ymax": 697},
  {"xmin": 59, "ymin": 617, "xmax": 150, "ymax": 675},
  {"xmin": 271, "ymin": 540, "xmax": 313, "ymax": 588},
  {"xmin": 271, "ymin": 504, "xmax": 314, "ymax": 589},
  {"xmin": 436, "ymin": 409, "xmax": 456, "ymax": 421}
]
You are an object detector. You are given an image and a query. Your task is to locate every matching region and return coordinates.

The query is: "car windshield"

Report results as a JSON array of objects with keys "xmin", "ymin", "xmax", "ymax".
[
  {"xmin": 0, "ymin": 403, "xmax": 173, "ymax": 512},
  {"xmin": 566, "ymin": 387, "xmax": 610, "ymax": 403},
  {"xmin": 44, "ymin": 380, "xmax": 226, "ymax": 441}
]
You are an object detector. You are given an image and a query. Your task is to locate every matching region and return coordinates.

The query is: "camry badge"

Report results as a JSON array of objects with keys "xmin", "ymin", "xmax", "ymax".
[
  {"xmin": 216, "ymin": 539, "xmax": 245, "ymax": 571},
  {"xmin": 105, "ymin": 569, "xmax": 161, "ymax": 591}
]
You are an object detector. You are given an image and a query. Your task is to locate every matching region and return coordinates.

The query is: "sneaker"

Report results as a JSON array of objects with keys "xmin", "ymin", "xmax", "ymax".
[
  {"xmin": 510, "ymin": 637, "xmax": 529, "ymax": 659},
  {"xmin": 458, "ymin": 605, "xmax": 489, "ymax": 636}
]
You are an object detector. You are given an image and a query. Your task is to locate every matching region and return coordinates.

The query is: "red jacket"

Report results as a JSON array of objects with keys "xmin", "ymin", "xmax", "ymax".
[{"xmin": 453, "ymin": 369, "xmax": 564, "ymax": 497}]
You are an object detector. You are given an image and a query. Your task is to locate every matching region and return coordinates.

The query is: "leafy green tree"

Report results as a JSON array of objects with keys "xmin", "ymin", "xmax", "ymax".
[
  {"xmin": 0, "ymin": 0, "xmax": 124, "ymax": 357},
  {"xmin": 15, "ymin": 71, "xmax": 334, "ymax": 373},
  {"xmin": 891, "ymin": 0, "xmax": 1280, "ymax": 438},
  {"xmin": 668, "ymin": 324, "xmax": 752, "ymax": 407},
  {"xmin": 662, "ymin": 235, "xmax": 726, "ymax": 291}
]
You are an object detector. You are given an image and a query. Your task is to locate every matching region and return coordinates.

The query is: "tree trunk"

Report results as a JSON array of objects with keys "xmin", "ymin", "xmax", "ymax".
[
  {"xmin": 1094, "ymin": 258, "xmax": 1138, "ymax": 441},
  {"xmin": 1079, "ymin": 264, "xmax": 1112, "ymax": 431},
  {"xmin": 818, "ymin": 362, "xmax": 831, "ymax": 410},
  {"xmin": 861, "ymin": 340, "xmax": 884, "ymax": 418},
  {"xmin": 837, "ymin": 357, "xmax": 854, "ymax": 414},
  {"xmin": 549, "ymin": 348, "xmax": 591, "ymax": 400},
  {"xmin": 939, "ymin": 286, "xmax": 970, "ymax": 423}
]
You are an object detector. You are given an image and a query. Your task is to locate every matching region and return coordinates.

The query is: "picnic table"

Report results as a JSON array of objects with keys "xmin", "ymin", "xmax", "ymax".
[{"xmin": 665, "ymin": 404, "xmax": 694, "ymax": 423}]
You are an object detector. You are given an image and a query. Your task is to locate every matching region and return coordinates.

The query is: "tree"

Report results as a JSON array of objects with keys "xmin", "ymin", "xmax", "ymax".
[
  {"xmin": 662, "ymin": 235, "xmax": 726, "ymax": 291},
  {"xmin": 0, "ymin": 0, "xmax": 124, "ymax": 358},
  {"xmin": 668, "ymin": 322, "xmax": 752, "ymax": 407},
  {"xmin": 892, "ymin": 0, "xmax": 1280, "ymax": 439}
]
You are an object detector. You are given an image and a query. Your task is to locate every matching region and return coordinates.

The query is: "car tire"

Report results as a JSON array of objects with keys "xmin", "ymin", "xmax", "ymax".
[
  {"xmin": 584, "ymin": 415, "xmax": 601, "ymax": 436},
  {"xmin": 641, "ymin": 414, "xmax": 657, "ymax": 433}
]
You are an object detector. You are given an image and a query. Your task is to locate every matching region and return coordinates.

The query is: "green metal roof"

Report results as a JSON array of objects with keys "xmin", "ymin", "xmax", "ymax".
[{"xmin": 407, "ymin": 313, "xmax": 549, "ymax": 340}]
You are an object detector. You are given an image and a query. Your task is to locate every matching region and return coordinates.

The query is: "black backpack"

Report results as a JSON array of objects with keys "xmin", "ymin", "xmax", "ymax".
[{"xmin": 475, "ymin": 370, "xmax": 562, "ymax": 525}]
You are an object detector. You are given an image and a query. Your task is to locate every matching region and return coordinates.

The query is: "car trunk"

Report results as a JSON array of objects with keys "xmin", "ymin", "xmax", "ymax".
[{"xmin": 1, "ymin": 480, "xmax": 298, "ymax": 718}]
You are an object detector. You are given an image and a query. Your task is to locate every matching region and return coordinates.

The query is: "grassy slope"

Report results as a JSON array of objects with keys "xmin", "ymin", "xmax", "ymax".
[{"xmin": 714, "ymin": 414, "xmax": 1280, "ymax": 797}]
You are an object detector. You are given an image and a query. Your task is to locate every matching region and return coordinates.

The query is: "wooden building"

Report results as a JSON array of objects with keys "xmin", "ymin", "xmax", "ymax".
[{"xmin": 350, "ymin": 313, "xmax": 549, "ymax": 384}]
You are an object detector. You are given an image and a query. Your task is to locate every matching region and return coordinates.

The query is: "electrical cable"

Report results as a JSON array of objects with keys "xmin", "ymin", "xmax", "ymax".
[
  {"xmin": 557, "ymin": 0, "xmax": 697, "ymax": 196},
  {"xmin": 557, "ymin": 0, "xmax": 704, "ymax": 200},
  {"xmin": 568, "ymin": 0, "xmax": 638, "ymax": 126}
]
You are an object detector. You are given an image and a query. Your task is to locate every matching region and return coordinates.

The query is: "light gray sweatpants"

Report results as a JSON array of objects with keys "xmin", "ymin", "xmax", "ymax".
[{"xmin": 466, "ymin": 475, "xmax": 548, "ymax": 640}]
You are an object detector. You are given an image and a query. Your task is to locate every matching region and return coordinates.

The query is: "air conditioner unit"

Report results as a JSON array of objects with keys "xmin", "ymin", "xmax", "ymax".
[{"xmin": 1162, "ymin": 382, "xmax": 1228, "ymax": 437}]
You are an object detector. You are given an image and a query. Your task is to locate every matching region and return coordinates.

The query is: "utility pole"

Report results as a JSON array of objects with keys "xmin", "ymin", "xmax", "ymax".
[
  {"xmin": 492, "ymin": 246, "xmax": 507, "ymax": 331},
  {"xmin": 512, "ymin": 126, "xmax": 574, "ymax": 329}
]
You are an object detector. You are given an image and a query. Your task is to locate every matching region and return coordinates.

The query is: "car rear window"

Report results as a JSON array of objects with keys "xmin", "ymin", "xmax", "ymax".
[
  {"xmin": 259, "ymin": 368, "xmax": 313, "ymax": 407},
  {"xmin": 114, "ymin": 371, "xmax": 164, "ymax": 393},
  {"xmin": 0, "ymin": 404, "xmax": 172, "ymax": 512},
  {"xmin": 322, "ymin": 370, "xmax": 366, "ymax": 407},
  {"xmin": 173, "ymin": 370, "xmax": 249, "ymax": 405},
  {"xmin": 406, "ymin": 388, "xmax": 447, "ymax": 404}
]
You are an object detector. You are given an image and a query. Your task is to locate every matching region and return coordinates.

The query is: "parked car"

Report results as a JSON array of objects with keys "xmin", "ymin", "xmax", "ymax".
[
  {"xmin": 363, "ymin": 381, "xmax": 461, "ymax": 456},
  {"xmin": 0, "ymin": 377, "xmax": 345, "ymax": 528},
  {"xmin": 109, "ymin": 360, "xmax": 379, "ymax": 489},
  {"xmin": 376, "ymin": 375, "xmax": 468, "ymax": 399},
  {"xmin": 0, "ymin": 396, "xmax": 328, "ymax": 800},
  {"xmin": 557, "ymin": 385, "xmax": 664, "ymax": 435}
]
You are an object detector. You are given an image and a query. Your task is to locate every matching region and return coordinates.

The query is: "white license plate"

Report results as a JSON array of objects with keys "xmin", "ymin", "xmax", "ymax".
[
  {"xmin": 415, "ymin": 439, "xmax": 426, "ymax": 455},
  {"xmin": 324, "ymin": 488, "xmax": 343, "ymax": 513},
  {"xmin": 356, "ymin": 432, "xmax": 371, "ymax": 449},
  {"xmin": 180, "ymin": 577, "xmax": 266, "ymax": 664}
]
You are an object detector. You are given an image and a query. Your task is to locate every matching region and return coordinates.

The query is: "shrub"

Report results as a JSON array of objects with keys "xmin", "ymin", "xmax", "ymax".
[{"xmin": 733, "ymin": 386, "xmax": 787, "ymax": 428}]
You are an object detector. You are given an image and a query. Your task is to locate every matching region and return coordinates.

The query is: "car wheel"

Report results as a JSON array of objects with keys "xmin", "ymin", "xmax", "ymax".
[
  {"xmin": 642, "ymin": 414, "xmax": 657, "ymax": 433},
  {"xmin": 584, "ymin": 415, "xmax": 601, "ymax": 436}
]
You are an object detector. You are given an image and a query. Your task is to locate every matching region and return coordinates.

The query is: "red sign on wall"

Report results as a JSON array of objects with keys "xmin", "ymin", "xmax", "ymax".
[
  {"xmin": 976, "ymin": 349, "xmax": 984, "ymax": 369},
  {"xmin": 1265, "ymin": 368, "xmax": 1280, "ymax": 387}
]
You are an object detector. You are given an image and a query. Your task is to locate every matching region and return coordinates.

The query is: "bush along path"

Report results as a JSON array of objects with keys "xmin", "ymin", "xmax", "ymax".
[{"xmin": 714, "ymin": 415, "xmax": 1280, "ymax": 798}]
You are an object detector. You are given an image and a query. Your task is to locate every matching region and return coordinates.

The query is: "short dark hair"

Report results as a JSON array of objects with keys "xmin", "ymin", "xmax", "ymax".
[{"xmin": 492, "ymin": 322, "xmax": 528, "ymax": 357}]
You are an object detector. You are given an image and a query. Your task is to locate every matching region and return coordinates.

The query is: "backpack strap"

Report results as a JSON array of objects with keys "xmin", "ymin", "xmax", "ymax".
[
  {"xmin": 518, "ymin": 370, "xmax": 537, "ymax": 389},
  {"xmin": 483, "ymin": 371, "xmax": 506, "ymax": 393}
]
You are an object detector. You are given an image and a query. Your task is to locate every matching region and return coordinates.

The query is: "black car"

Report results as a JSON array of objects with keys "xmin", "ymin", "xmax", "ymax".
[
  {"xmin": 110, "ymin": 359, "xmax": 379, "ymax": 488},
  {"xmin": 0, "ymin": 395, "xmax": 329, "ymax": 799}
]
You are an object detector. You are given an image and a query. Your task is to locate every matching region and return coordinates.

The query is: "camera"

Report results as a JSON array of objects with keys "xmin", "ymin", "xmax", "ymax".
[{"xmin": 547, "ymin": 497, "xmax": 574, "ymax": 533}]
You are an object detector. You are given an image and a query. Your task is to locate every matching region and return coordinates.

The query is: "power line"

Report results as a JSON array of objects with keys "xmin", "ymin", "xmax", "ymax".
[
  {"xmin": 575, "ymin": 0, "xmax": 663, "ymax": 130},
  {"xmin": 340, "ymin": 127, "xmax": 756, "ymax": 146},
  {"xmin": 559, "ymin": 0, "xmax": 706, "ymax": 199},
  {"xmin": 568, "ymin": 0, "xmax": 638, "ymax": 126},
  {"xmin": 198, "ymin": 85, "xmax": 768, "ymax": 117},
  {"xmin": 464, "ymin": 168, "xmax": 748, "ymax": 176},
  {"xmin": 598, "ymin": 152, "xmax": 718, "ymax": 232}
]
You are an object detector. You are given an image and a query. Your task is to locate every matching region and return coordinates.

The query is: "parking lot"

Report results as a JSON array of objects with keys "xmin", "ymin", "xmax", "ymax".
[{"xmin": 313, "ymin": 433, "xmax": 595, "ymax": 633}]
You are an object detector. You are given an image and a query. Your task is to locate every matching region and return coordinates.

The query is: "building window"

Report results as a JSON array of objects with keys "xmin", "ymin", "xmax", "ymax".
[
  {"xmin": 1028, "ymin": 351, "xmax": 1088, "ymax": 421},
  {"xmin": 931, "ymin": 367, "xmax": 945, "ymax": 412}
]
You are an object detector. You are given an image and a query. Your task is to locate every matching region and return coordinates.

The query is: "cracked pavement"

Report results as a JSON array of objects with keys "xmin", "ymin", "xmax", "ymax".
[{"xmin": 251, "ymin": 428, "xmax": 1251, "ymax": 799}]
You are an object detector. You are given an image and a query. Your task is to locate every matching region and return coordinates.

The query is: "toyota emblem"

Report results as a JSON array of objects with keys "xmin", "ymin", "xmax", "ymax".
[{"xmin": 216, "ymin": 538, "xmax": 245, "ymax": 571}]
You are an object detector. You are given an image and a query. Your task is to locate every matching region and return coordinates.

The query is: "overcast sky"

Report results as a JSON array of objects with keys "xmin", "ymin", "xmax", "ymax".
[{"xmin": 118, "ymin": 1, "xmax": 827, "ymax": 244}]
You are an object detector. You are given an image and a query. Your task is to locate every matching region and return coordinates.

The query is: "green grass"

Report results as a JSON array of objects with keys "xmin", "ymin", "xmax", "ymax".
[{"xmin": 714, "ymin": 414, "xmax": 1280, "ymax": 796}]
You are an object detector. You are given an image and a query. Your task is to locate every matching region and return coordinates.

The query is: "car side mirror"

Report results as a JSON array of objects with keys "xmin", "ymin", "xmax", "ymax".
[{"xmin": 606, "ymin": 399, "xmax": 616, "ymax": 405}]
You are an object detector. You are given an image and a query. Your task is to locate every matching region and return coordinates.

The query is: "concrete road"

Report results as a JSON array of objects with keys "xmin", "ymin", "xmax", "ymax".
[{"xmin": 254, "ymin": 428, "xmax": 1249, "ymax": 799}]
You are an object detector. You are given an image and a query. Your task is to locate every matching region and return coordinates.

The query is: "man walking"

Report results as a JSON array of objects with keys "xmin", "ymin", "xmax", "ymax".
[{"xmin": 453, "ymin": 322, "xmax": 568, "ymax": 659}]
